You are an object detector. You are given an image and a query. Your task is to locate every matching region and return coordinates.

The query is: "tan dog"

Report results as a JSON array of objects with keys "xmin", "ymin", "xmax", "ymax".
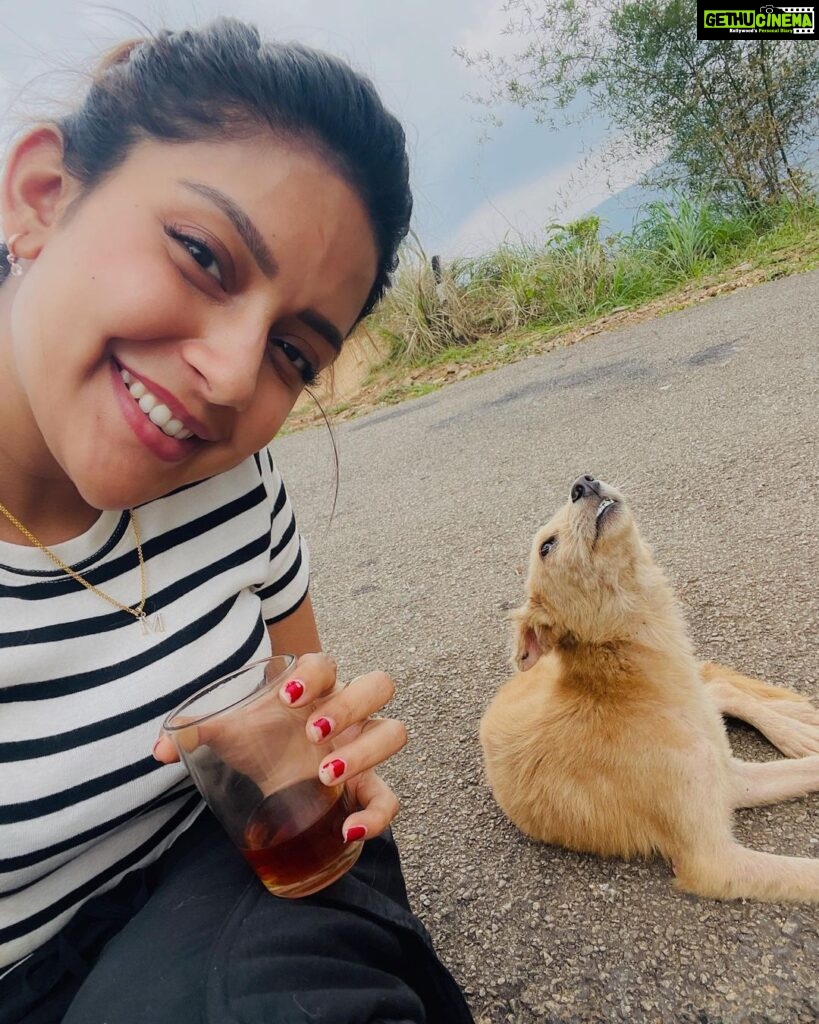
[{"xmin": 480, "ymin": 475, "xmax": 819, "ymax": 902}]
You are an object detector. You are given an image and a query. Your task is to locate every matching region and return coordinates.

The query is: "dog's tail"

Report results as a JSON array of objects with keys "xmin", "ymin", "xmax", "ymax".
[{"xmin": 699, "ymin": 662, "xmax": 811, "ymax": 704}]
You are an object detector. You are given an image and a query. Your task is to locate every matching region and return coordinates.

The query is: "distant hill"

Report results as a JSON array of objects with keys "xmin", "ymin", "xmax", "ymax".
[
  {"xmin": 590, "ymin": 152, "xmax": 819, "ymax": 240},
  {"xmin": 588, "ymin": 182, "xmax": 665, "ymax": 239}
]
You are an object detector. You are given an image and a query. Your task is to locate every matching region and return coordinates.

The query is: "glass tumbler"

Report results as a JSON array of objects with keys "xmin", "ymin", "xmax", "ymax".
[{"xmin": 163, "ymin": 654, "xmax": 362, "ymax": 897}]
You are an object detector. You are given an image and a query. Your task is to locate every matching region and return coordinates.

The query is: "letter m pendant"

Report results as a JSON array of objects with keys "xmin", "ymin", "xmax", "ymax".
[{"xmin": 140, "ymin": 613, "xmax": 166, "ymax": 637}]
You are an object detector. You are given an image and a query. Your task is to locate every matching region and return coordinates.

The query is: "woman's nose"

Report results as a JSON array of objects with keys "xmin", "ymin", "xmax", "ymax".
[{"xmin": 183, "ymin": 329, "xmax": 267, "ymax": 412}]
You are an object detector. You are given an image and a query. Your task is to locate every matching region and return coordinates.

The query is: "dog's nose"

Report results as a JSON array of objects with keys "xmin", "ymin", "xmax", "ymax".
[{"xmin": 571, "ymin": 475, "xmax": 597, "ymax": 503}]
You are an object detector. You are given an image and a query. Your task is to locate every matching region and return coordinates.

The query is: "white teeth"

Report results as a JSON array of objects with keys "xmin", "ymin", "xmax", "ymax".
[
  {"xmin": 156, "ymin": 415, "xmax": 193, "ymax": 439},
  {"xmin": 148, "ymin": 403, "xmax": 172, "ymax": 428},
  {"xmin": 119, "ymin": 368, "xmax": 196, "ymax": 441},
  {"xmin": 596, "ymin": 498, "xmax": 614, "ymax": 520}
]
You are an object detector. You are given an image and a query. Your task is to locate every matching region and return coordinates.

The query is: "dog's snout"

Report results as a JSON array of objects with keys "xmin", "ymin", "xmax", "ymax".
[{"xmin": 571, "ymin": 475, "xmax": 597, "ymax": 503}]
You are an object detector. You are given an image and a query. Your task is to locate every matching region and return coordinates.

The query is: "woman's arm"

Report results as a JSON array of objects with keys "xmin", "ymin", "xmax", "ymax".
[{"xmin": 266, "ymin": 593, "xmax": 321, "ymax": 658}]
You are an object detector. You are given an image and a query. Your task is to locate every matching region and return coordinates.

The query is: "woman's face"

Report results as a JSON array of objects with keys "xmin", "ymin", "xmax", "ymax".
[{"xmin": 6, "ymin": 134, "xmax": 378, "ymax": 509}]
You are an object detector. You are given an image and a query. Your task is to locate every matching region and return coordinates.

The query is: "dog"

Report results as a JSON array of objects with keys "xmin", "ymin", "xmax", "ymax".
[{"xmin": 480, "ymin": 475, "xmax": 819, "ymax": 901}]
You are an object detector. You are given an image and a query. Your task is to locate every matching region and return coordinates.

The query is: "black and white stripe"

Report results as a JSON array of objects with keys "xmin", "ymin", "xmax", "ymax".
[{"xmin": 0, "ymin": 447, "xmax": 309, "ymax": 969}]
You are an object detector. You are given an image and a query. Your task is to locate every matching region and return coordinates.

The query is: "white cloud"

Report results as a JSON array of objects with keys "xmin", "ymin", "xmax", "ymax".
[
  {"xmin": 456, "ymin": 0, "xmax": 526, "ymax": 61},
  {"xmin": 0, "ymin": 1, "xmax": 621, "ymax": 254}
]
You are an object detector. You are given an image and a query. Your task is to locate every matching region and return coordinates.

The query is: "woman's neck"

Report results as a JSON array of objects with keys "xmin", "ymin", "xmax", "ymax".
[
  {"xmin": 0, "ymin": 481, "xmax": 103, "ymax": 547},
  {"xmin": 0, "ymin": 439, "xmax": 103, "ymax": 547}
]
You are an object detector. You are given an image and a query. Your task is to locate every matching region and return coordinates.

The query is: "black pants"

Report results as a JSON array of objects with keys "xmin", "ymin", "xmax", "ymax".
[{"xmin": 1, "ymin": 811, "xmax": 473, "ymax": 1024}]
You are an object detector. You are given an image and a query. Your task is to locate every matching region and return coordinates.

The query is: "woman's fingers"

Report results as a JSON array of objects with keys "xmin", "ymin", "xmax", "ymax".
[
  {"xmin": 341, "ymin": 768, "xmax": 401, "ymax": 841},
  {"xmin": 317, "ymin": 715, "xmax": 407, "ymax": 786},
  {"xmin": 152, "ymin": 733, "xmax": 180, "ymax": 764},
  {"xmin": 154, "ymin": 652, "xmax": 338, "ymax": 760},
  {"xmin": 277, "ymin": 652, "xmax": 338, "ymax": 705},
  {"xmin": 152, "ymin": 658, "xmax": 405, "ymax": 790},
  {"xmin": 152, "ymin": 713, "xmax": 202, "ymax": 763},
  {"xmin": 293, "ymin": 668, "xmax": 405, "ymax": 789},
  {"xmin": 303, "ymin": 671, "xmax": 396, "ymax": 743}
]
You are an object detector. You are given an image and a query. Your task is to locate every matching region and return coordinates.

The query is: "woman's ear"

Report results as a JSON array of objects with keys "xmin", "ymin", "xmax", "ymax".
[
  {"xmin": 510, "ymin": 600, "xmax": 554, "ymax": 672},
  {"xmin": 1, "ymin": 126, "xmax": 77, "ymax": 259}
]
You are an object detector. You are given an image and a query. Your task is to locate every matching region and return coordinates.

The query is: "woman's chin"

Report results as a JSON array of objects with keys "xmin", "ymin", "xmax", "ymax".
[{"xmin": 74, "ymin": 474, "xmax": 179, "ymax": 512}]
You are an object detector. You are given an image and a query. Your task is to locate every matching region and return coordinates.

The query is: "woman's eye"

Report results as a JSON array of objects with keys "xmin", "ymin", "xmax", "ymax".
[
  {"xmin": 167, "ymin": 227, "xmax": 224, "ymax": 286},
  {"xmin": 271, "ymin": 339, "xmax": 319, "ymax": 387}
]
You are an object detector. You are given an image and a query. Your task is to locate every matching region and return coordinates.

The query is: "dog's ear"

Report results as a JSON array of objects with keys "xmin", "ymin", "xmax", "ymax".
[{"xmin": 511, "ymin": 601, "xmax": 554, "ymax": 671}]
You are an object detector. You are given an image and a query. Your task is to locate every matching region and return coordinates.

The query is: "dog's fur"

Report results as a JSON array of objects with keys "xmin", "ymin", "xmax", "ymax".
[{"xmin": 480, "ymin": 478, "xmax": 819, "ymax": 902}]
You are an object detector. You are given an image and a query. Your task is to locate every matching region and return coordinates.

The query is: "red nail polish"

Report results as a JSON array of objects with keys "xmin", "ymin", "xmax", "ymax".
[
  {"xmin": 311, "ymin": 717, "xmax": 333, "ymax": 740},
  {"xmin": 320, "ymin": 758, "xmax": 346, "ymax": 781},
  {"xmin": 345, "ymin": 826, "xmax": 367, "ymax": 843},
  {"xmin": 281, "ymin": 679, "xmax": 305, "ymax": 704}
]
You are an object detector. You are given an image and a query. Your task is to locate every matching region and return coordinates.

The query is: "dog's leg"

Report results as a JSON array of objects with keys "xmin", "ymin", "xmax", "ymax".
[
  {"xmin": 700, "ymin": 662, "xmax": 819, "ymax": 758},
  {"xmin": 730, "ymin": 755, "xmax": 819, "ymax": 808},
  {"xmin": 674, "ymin": 841, "xmax": 819, "ymax": 903},
  {"xmin": 670, "ymin": 755, "xmax": 819, "ymax": 901}
]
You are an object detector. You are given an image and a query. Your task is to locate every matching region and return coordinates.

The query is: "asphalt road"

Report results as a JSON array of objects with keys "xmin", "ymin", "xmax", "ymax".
[{"xmin": 273, "ymin": 270, "xmax": 819, "ymax": 1024}]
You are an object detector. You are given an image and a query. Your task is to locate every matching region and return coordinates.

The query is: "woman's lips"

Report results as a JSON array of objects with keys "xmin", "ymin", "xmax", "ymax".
[
  {"xmin": 110, "ymin": 359, "xmax": 203, "ymax": 463},
  {"xmin": 116, "ymin": 359, "xmax": 213, "ymax": 441}
]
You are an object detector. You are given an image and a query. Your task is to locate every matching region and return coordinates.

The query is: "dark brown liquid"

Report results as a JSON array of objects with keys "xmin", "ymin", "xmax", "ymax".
[{"xmin": 241, "ymin": 778, "xmax": 353, "ymax": 889}]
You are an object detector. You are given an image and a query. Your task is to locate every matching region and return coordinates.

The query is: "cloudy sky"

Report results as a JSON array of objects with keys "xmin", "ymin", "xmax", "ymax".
[{"xmin": 0, "ymin": 0, "xmax": 649, "ymax": 255}]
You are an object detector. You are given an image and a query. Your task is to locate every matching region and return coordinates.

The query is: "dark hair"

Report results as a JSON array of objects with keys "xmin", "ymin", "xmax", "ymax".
[{"xmin": 1, "ymin": 17, "xmax": 412, "ymax": 321}]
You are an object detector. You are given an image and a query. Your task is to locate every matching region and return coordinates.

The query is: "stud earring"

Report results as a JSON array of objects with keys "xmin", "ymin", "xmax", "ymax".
[{"xmin": 5, "ymin": 233, "xmax": 24, "ymax": 277}]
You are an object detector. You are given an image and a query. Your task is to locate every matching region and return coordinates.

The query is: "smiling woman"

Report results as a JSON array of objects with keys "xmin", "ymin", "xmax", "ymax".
[
  {"xmin": 7, "ymin": 133, "xmax": 376, "ymax": 511},
  {"xmin": 0, "ymin": 17, "xmax": 472, "ymax": 1024}
]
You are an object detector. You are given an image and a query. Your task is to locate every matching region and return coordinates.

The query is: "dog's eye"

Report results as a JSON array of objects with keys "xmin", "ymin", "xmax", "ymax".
[{"xmin": 539, "ymin": 536, "xmax": 556, "ymax": 557}]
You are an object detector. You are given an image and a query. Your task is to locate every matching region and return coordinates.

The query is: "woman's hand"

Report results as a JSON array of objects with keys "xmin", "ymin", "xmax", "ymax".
[
  {"xmin": 153, "ymin": 652, "xmax": 407, "ymax": 841},
  {"xmin": 292, "ymin": 653, "xmax": 407, "ymax": 842}
]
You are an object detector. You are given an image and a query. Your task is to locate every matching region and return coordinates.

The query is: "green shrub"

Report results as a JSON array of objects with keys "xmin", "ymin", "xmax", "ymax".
[{"xmin": 369, "ymin": 195, "xmax": 817, "ymax": 366}]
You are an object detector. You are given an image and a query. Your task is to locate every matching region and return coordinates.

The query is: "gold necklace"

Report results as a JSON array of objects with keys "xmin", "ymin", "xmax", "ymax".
[{"xmin": 0, "ymin": 504, "xmax": 164, "ymax": 635}]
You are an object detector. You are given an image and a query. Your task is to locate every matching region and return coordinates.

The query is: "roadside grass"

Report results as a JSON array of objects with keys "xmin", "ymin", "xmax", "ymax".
[{"xmin": 287, "ymin": 196, "xmax": 819, "ymax": 427}]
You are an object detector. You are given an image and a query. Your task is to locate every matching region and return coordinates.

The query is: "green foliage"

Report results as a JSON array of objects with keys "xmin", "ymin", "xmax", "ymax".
[
  {"xmin": 632, "ymin": 195, "xmax": 752, "ymax": 275},
  {"xmin": 457, "ymin": 0, "xmax": 819, "ymax": 210},
  {"xmin": 368, "ymin": 197, "xmax": 817, "ymax": 365}
]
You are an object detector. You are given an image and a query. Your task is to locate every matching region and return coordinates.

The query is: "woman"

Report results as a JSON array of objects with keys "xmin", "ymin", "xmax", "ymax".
[{"xmin": 0, "ymin": 18, "xmax": 473, "ymax": 1024}]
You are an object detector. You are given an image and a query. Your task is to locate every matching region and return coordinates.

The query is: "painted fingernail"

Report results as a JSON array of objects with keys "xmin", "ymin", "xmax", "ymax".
[
  {"xmin": 319, "ymin": 758, "xmax": 346, "ymax": 784},
  {"xmin": 309, "ymin": 716, "xmax": 334, "ymax": 742},
  {"xmin": 280, "ymin": 679, "xmax": 305, "ymax": 704},
  {"xmin": 344, "ymin": 825, "xmax": 367, "ymax": 843}
]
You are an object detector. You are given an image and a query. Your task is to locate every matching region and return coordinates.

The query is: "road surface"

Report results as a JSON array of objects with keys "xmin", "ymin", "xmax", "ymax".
[{"xmin": 274, "ymin": 269, "xmax": 819, "ymax": 1024}]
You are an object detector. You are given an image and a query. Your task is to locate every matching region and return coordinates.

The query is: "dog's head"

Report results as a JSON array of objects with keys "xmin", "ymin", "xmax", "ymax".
[{"xmin": 513, "ymin": 475, "xmax": 670, "ymax": 669}]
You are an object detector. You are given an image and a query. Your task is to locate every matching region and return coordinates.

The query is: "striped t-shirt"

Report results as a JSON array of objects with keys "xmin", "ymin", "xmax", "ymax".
[{"xmin": 0, "ymin": 447, "xmax": 309, "ymax": 971}]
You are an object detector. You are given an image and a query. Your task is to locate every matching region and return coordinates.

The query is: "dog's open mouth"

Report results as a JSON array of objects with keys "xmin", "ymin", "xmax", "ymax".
[{"xmin": 595, "ymin": 497, "xmax": 617, "ymax": 532}]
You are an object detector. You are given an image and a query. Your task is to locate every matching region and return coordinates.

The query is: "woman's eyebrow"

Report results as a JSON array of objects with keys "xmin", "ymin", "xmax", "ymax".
[
  {"xmin": 179, "ymin": 178, "xmax": 343, "ymax": 354},
  {"xmin": 297, "ymin": 309, "xmax": 343, "ymax": 354},
  {"xmin": 179, "ymin": 179, "xmax": 278, "ymax": 277}
]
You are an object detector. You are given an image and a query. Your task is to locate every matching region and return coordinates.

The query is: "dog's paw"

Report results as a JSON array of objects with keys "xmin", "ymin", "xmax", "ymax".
[{"xmin": 766, "ymin": 712, "xmax": 819, "ymax": 758}]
